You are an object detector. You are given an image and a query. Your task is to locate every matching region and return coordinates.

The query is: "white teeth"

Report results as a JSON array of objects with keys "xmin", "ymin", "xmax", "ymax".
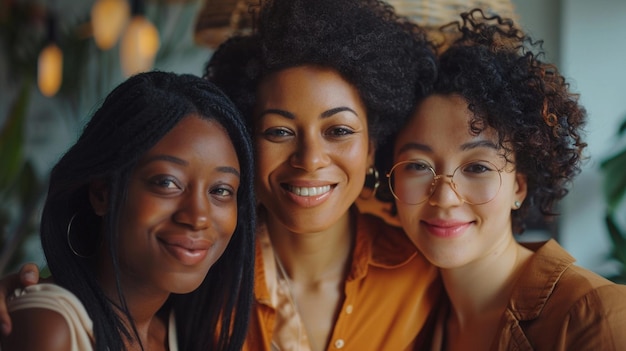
[{"xmin": 288, "ymin": 185, "xmax": 332, "ymax": 196}]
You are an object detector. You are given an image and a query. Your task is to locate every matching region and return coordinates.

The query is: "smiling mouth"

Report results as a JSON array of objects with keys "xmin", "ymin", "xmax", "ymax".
[
  {"xmin": 159, "ymin": 239, "xmax": 211, "ymax": 266},
  {"xmin": 284, "ymin": 184, "xmax": 333, "ymax": 197}
]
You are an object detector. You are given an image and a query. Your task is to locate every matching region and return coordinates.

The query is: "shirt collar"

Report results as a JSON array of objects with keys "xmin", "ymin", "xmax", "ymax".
[
  {"xmin": 508, "ymin": 239, "xmax": 576, "ymax": 320},
  {"xmin": 253, "ymin": 206, "xmax": 418, "ymax": 305},
  {"xmin": 347, "ymin": 206, "xmax": 417, "ymax": 281}
]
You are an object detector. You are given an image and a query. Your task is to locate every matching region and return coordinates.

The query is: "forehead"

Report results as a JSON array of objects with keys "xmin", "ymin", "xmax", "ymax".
[
  {"xmin": 255, "ymin": 65, "xmax": 366, "ymax": 116},
  {"xmin": 147, "ymin": 115, "xmax": 239, "ymax": 166},
  {"xmin": 395, "ymin": 94, "xmax": 499, "ymax": 155}
]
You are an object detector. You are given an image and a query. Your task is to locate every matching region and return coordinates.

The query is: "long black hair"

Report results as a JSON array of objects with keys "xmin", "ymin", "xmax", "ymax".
[{"xmin": 40, "ymin": 71, "xmax": 255, "ymax": 350}]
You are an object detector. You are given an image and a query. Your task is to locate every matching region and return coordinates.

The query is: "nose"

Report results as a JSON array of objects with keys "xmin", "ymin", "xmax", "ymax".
[
  {"xmin": 173, "ymin": 190, "xmax": 210, "ymax": 230},
  {"xmin": 289, "ymin": 132, "xmax": 331, "ymax": 171},
  {"xmin": 427, "ymin": 174, "xmax": 464, "ymax": 208}
]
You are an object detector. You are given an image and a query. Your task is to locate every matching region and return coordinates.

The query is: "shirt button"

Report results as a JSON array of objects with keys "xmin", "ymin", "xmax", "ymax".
[
  {"xmin": 334, "ymin": 339, "xmax": 345, "ymax": 349},
  {"xmin": 345, "ymin": 305, "xmax": 353, "ymax": 314}
]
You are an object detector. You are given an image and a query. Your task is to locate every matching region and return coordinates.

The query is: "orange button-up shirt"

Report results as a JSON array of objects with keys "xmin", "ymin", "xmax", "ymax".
[{"xmin": 244, "ymin": 209, "xmax": 441, "ymax": 351}]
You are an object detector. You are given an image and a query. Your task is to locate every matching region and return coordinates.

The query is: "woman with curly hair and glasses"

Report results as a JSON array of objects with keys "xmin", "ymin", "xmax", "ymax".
[{"xmin": 384, "ymin": 9, "xmax": 626, "ymax": 350}]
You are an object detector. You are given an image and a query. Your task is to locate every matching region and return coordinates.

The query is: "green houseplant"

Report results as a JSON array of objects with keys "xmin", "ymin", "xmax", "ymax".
[{"xmin": 600, "ymin": 116, "xmax": 626, "ymax": 283}]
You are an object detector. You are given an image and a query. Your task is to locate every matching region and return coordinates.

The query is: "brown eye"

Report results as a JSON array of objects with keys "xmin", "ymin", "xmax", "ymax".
[
  {"xmin": 327, "ymin": 126, "xmax": 354, "ymax": 137},
  {"xmin": 150, "ymin": 176, "xmax": 181, "ymax": 190}
]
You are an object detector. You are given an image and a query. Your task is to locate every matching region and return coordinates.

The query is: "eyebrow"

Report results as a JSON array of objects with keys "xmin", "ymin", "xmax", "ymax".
[
  {"xmin": 259, "ymin": 106, "xmax": 359, "ymax": 120},
  {"xmin": 216, "ymin": 166, "xmax": 240, "ymax": 178},
  {"xmin": 396, "ymin": 139, "xmax": 499, "ymax": 155},
  {"xmin": 143, "ymin": 155, "xmax": 241, "ymax": 177},
  {"xmin": 143, "ymin": 154, "xmax": 188, "ymax": 166}
]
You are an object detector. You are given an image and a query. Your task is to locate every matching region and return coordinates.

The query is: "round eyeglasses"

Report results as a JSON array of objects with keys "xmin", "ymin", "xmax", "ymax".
[{"xmin": 387, "ymin": 160, "xmax": 504, "ymax": 205}]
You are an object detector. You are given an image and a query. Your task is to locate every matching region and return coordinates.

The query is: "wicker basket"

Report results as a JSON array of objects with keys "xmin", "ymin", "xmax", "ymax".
[
  {"xmin": 386, "ymin": 0, "xmax": 518, "ymax": 27},
  {"xmin": 194, "ymin": 0, "xmax": 260, "ymax": 48},
  {"xmin": 194, "ymin": 0, "xmax": 518, "ymax": 48}
]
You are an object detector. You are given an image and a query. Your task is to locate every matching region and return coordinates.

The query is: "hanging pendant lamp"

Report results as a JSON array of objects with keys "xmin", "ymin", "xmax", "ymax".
[
  {"xmin": 91, "ymin": 0, "xmax": 131, "ymax": 50},
  {"xmin": 38, "ymin": 14, "xmax": 63, "ymax": 97},
  {"xmin": 119, "ymin": 0, "xmax": 160, "ymax": 76}
]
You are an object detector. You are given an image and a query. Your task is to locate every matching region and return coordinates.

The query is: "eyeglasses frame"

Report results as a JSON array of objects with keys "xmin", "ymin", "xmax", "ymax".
[{"xmin": 386, "ymin": 159, "xmax": 505, "ymax": 205}]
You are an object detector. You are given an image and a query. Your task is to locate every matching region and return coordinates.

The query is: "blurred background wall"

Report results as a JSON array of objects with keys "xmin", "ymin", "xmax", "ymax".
[{"xmin": 512, "ymin": 0, "xmax": 626, "ymax": 277}]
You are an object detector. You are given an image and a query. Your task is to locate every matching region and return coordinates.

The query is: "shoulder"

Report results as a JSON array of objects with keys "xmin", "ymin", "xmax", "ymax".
[
  {"xmin": 1, "ymin": 307, "xmax": 72, "ymax": 351},
  {"xmin": 547, "ymin": 266, "xmax": 626, "ymax": 335},
  {"xmin": 355, "ymin": 212, "xmax": 437, "ymax": 276},
  {"xmin": 555, "ymin": 263, "xmax": 626, "ymax": 304},
  {"xmin": 3, "ymin": 284, "xmax": 93, "ymax": 351},
  {"xmin": 559, "ymin": 268, "xmax": 626, "ymax": 313},
  {"xmin": 509, "ymin": 261, "xmax": 626, "ymax": 349},
  {"xmin": 555, "ymin": 280, "xmax": 626, "ymax": 349},
  {"xmin": 513, "ymin": 241, "xmax": 624, "ymax": 318},
  {"xmin": 357, "ymin": 211, "xmax": 407, "ymax": 244},
  {"xmin": 356, "ymin": 212, "xmax": 415, "ymax": 258}
]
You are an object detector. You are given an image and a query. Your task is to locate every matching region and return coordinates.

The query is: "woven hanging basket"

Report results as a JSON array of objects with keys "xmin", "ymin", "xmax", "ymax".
[
  {"xmin": 386, "ymin": 0, "xmax": 519, "ymax": 51},
  {"xmin": 193, "ymin": 0, "xmax": 518, "ymax": 48},
  {"xmin": 194, "ymin": 0, "xmax": 261, "ymax": 48},
  {"xmin": 386, "ymin": 0, "xmax": 518, "ymax": 26}
]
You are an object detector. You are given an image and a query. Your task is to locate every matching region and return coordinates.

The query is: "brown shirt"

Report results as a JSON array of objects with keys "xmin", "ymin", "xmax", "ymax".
[
  {"xmin": 244, "ymin": 209, "xmax": 441, "ymax": 351},
  {"xmin": 428, "ymin": 239, "xmax": 626, "ymax": 350}
]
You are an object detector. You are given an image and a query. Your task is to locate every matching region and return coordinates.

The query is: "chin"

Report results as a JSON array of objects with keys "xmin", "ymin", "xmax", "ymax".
[
  {"xmin": 167, "ymin": 274, "xmax": 208, "ymax": 294},
  {"xmin": 417, "ymin": 242, "xmax": 467, "ymax": 269}
]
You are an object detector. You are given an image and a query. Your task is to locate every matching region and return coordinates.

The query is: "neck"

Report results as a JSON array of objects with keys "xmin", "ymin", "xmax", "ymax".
[
  {"xmin": 96, "ymin": 256, "xmax": 169, "ymax": 349},
  {"xmin": 265, "ymin": 209, "xmax": 354, "ymax": 284},
  {"xmin": 441, "ymin": 235, "xmax": 532, "ymax": 329}
]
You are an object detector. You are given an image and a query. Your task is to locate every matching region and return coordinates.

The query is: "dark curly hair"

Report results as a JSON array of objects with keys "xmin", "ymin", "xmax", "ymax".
[
  {"xmin": 205, "ymin": 0, "xmax": 437, "ymax": 145},
  {"xmin": 382, "ymin": 9, "xmax": 587, "ymax": 234}
]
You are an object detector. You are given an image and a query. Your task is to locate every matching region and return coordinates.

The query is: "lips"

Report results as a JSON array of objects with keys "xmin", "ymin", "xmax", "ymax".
[
  {"xmin": 279, "ymin": 182, "xmax": 336, "ymax": 208},
  {"xmin": 421, "ymin": 219, "xmax": 472, "ymax": 238},
  {"xmin": 285, "ymin": 184, "xmax": 332, "ymax": 197},
  {"xmin": 159, "ymin": 237, "xmax": 212, "ymax": 266}
]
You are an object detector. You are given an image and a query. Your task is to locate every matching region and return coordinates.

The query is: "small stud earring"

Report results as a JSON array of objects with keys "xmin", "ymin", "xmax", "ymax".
[{"xmin": 514, "ymin": 200, "xmax": 521, "ymax": 208}]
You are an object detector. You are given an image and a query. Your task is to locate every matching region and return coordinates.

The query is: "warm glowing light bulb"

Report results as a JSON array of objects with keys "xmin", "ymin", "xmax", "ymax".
[
  {"xmin": 120, "ymin": 15, "xmax": 160, "ymax": 76},
  {"xmin": 38, "ymin": 43, "xmax": 63, "ymax": 97},
  {"xmin": 91, "ymin": 0, "xmax": 131, "ymax": 50}
]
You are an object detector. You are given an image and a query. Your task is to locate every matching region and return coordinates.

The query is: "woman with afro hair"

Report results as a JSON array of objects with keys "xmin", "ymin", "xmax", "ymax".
[
  {"xmin": 205, "ymin": 0, "xmax": 441, "ymax": 350},
  {"xmin": 386, "ymin": 9, "xmax": 626, "ymax": 350}
]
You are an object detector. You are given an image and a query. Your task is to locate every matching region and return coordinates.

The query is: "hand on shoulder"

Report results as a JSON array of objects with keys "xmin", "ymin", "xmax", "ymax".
[{"xmin": 0, "ymin": 263, "xmax": 41, "ymax": 336}]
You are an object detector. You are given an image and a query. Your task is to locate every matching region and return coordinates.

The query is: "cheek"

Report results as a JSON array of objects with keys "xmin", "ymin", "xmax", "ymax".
[
  {"xmin": 122, "ymin": 196, "xmax": 169, "ymax": 229},
  {"xmin": 479, "ymin": 200, "xmax": 511, "ymax": 226},
  {"xmin": 255, "ymin": 142, "xmax": 284, "ymax": 180},
  {"xmin": 339, "ymin": 140, "xmax": 370, "ymax": 176},
  {"xmin": 212, "ymin": 205, "xmax": 239, "ymax": 241},
  {"xmin": 396, "ymin": 204, "xmax": 421, "ymax": 236}
]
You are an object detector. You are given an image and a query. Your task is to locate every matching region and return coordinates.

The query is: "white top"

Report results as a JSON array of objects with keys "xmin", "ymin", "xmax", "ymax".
[{"xmin": 6, "ymin": 283, "xmax": 178, "ymax": 351}]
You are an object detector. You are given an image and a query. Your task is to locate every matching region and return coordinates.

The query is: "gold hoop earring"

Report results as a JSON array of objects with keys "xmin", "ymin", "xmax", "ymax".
[
  {"xmin": 67, "ymin": 212, "xmax": 101, "ymax": 258},
  {"xmin": 360, "ymin": 166, "xmax": 380, "ymax": 200}
]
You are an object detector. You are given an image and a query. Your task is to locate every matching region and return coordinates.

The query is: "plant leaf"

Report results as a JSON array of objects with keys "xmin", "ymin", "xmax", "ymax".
[
  {"xmin": 600, "ymin": 149, "xmax": 626, "ymax": 212},
  {"xmin": 605, "ymin": 214, "xmax": 626, "ymax": 265},
  {"xmin": 0, "ymin": 83, "xmax": 30, "ymax": 190}
]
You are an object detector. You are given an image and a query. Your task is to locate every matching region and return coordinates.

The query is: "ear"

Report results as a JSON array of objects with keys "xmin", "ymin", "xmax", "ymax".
[
  {"xmin": 513, "ymin": 172, "xmax": 528, "ymax": 209},
  {"xmin": 367, "ymin": 140, "xmax": 376, "ymax": 166},
  {"xmin": 89, "ymin": 180, "xmax": 109, "ymax": 216}
]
